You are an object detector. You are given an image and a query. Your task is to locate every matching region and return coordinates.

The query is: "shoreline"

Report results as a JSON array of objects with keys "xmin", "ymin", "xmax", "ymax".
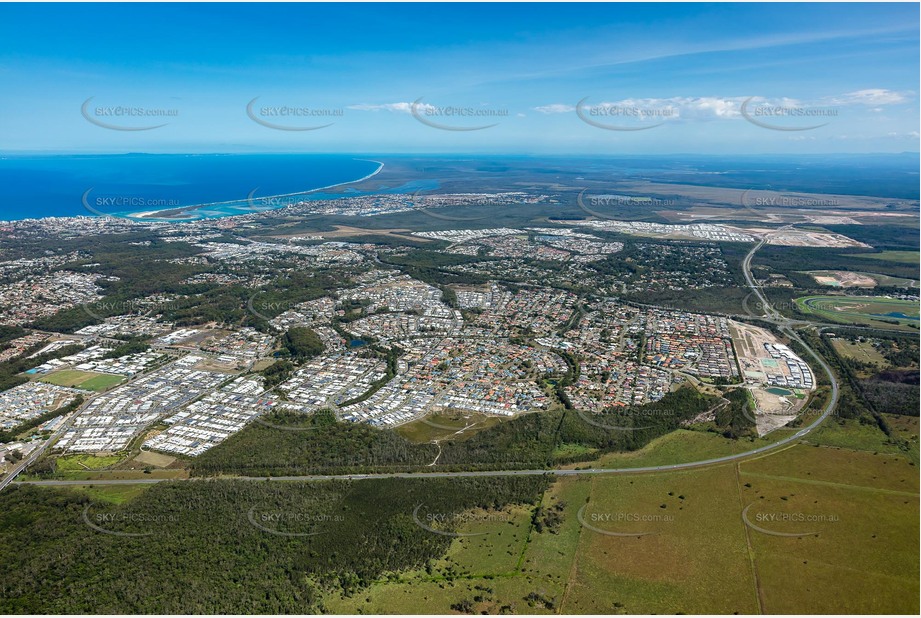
[
  {"xmin": 126, "ymin": 159, "xmax": 385, "ymax": 220},
  {"xmin": 0, "ymin": 158, "xmax": 385, "ymax": 224}
]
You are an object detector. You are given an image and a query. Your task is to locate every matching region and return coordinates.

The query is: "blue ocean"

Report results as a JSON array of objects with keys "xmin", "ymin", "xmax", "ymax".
[{"xmin": 0, "ymin": 154, "xmax": 382, "ymax": 221}]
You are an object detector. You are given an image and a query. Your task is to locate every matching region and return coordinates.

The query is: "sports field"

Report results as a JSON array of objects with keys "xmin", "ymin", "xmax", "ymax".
[{"xmin": 38, "ymin": 369, "xmax": 124, "ymax": 391}]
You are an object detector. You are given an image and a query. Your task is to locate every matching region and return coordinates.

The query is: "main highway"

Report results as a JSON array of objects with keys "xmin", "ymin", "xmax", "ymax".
[{"xmin": 7, "ymin": 234, "xmax": 840, "ymax": 489}]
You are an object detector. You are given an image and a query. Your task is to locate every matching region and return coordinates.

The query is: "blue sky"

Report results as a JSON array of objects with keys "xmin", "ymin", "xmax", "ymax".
[{"xmin": 0, "ymin": 2, "xmax": 918, "ymax": 154}]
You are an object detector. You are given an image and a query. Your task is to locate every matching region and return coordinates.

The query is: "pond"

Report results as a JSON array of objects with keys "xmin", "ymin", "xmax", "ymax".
[{"xmin": 766, "ymin": 387, "xmax": 792, "ymax": 396}]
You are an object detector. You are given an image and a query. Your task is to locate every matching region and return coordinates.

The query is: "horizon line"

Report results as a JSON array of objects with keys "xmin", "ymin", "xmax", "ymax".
[{"xmin": 2, "ymin": 151, "xmax": 919, "ymax": 158}]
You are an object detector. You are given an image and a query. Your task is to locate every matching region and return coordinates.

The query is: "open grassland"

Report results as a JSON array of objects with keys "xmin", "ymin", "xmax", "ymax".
[
  {"xmin": 830, "ymin": 338, "xmax": 888, "ymax": 368},
  {"xmin": 434, "ymin": 505, "xmax": 533, "ymax": 577},
  {"xmin": 517, "ymin": 477, "xmax": 593, "ymax": 602},
  {"xmin": 324, "ymin": 503, "xmax": 546, "ymax": 615},
  {"xmin": 850, "ymin": 250, "xmax": 920, "ymax": 265},
  {"xmin": 29, "ymin": 462, "xmax": 188, "ymax": 482},
  {"xmin": 39, "ymin": 369, "xmax": 124, "ymax": 391},
  {"xmin": 868, "ymin": 273, "xmax": 920, "ymax": 287},
  {"xmin": 395, "ymin": 412, "xmax": 504, "ymax": 444},
  {"xmin": 324, "ymin": 486, "xmax": 589, "ymax": 615},
  {"xmin": 558, "ymin": 466, "xmax": 760, "ymax": 614},
  {"xmin": 806, "ymin": 416, "xmax": 919, "ymax": 463},
  {"xmin": 738, "ymin": 445, "xmax": 918, "ymax": 614},
  {"xmin": 325, "ymin": 575, "xmax": 560, "ymax": 615},
  {"xmin": 583, "ymin": 428, "xmax": 791, "ymax": 470},
  {"xmin": 887, "ymin": 414, "xmax": 920, "ymax": 445},
  {"xmin": 325, "ymin": 424, "xmax": 919, "ymax": 614},
  {"xmin": 54, "ymin": 453, "xmax": 123, "ymax": 471},
  {"xmin": 131, "ymin": 450, "xmax": 178, "ymax": 468},
  {"xmin": 64, "ymin": 483, "xmax": 151, "ymax": 504},
  {"xmin": 740, "ymin": 443, "xmax": 916, "ymax": 494},
  {"xmin": 552, "ymin": 443, "xmax": 600, "ymax": 461}
]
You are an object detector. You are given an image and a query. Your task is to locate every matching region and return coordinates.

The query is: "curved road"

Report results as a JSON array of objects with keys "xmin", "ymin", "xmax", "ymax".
[{"xmin": 9, "ymin": 235, "xmax": 840, "ymax": 489}]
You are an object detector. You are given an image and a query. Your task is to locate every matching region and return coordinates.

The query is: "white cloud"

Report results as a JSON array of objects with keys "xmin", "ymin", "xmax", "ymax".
[
  {"xmin": 533, "ymin": 103, "xmax": 575, "ymax": 114},
  {"xmin": 828, "ymin": 89, "xmax": 908, "ymax": 105},
  {"xmin": 578, "ymin": 96, "xmax": 745, "ymax": 121},
  {"xmin": 531, "ymin": 90, "xmax": 913, "ymax": 126},
  {"xmin": 347, "ymin": 102, "xmax": 434, "ymax": 114},
  {"xmin": 673, "ymin": 96, "xmax": 741, "ymax": 119},
  {"xmin": 888, "ymin": 131, "xmax": 920, "ymax": 139}
]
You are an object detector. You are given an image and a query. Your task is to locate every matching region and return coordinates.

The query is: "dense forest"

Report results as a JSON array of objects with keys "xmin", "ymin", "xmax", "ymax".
[
  {"xmin": 190, "ymin": 408, "xmax": 438, "ymax": 476},
  {"xmin": 102, "ymin": 339, "xmax": 150, "ymax": 359},
  {"xmin": 858, "ymin": 380, "xmax": 919, "ymax": 417},
  {"xmin": 281, "ymin": 327, "xmax": 325, "ymax": 359},
  {"xmin": 712, "ymin": 389, "xmax": 757, "ymax": 439},
  {"xmin": 190, "ymin": 388, "xmax": 718, "ymax": 477},
  {"xmin": 622, "ymin": 286, "xmax": 752, "ymax": 315},
  {"xmin": 822, "ymin": 224, "xmax": 919, "ymax": 251},
  {"xmin": 0, "ymin": 476, "xmax": 548, "ymax": 613},
  {"xmin": 259, "ymin": 359, "xmax": 296, "ymax": 389},
  {"xmin": 752, "ymin": 244, "xmax": 919, "ymax": 281},
  {"xmin": 0, "ymin": 325, "xmax": 26, "ymax": 346}
]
